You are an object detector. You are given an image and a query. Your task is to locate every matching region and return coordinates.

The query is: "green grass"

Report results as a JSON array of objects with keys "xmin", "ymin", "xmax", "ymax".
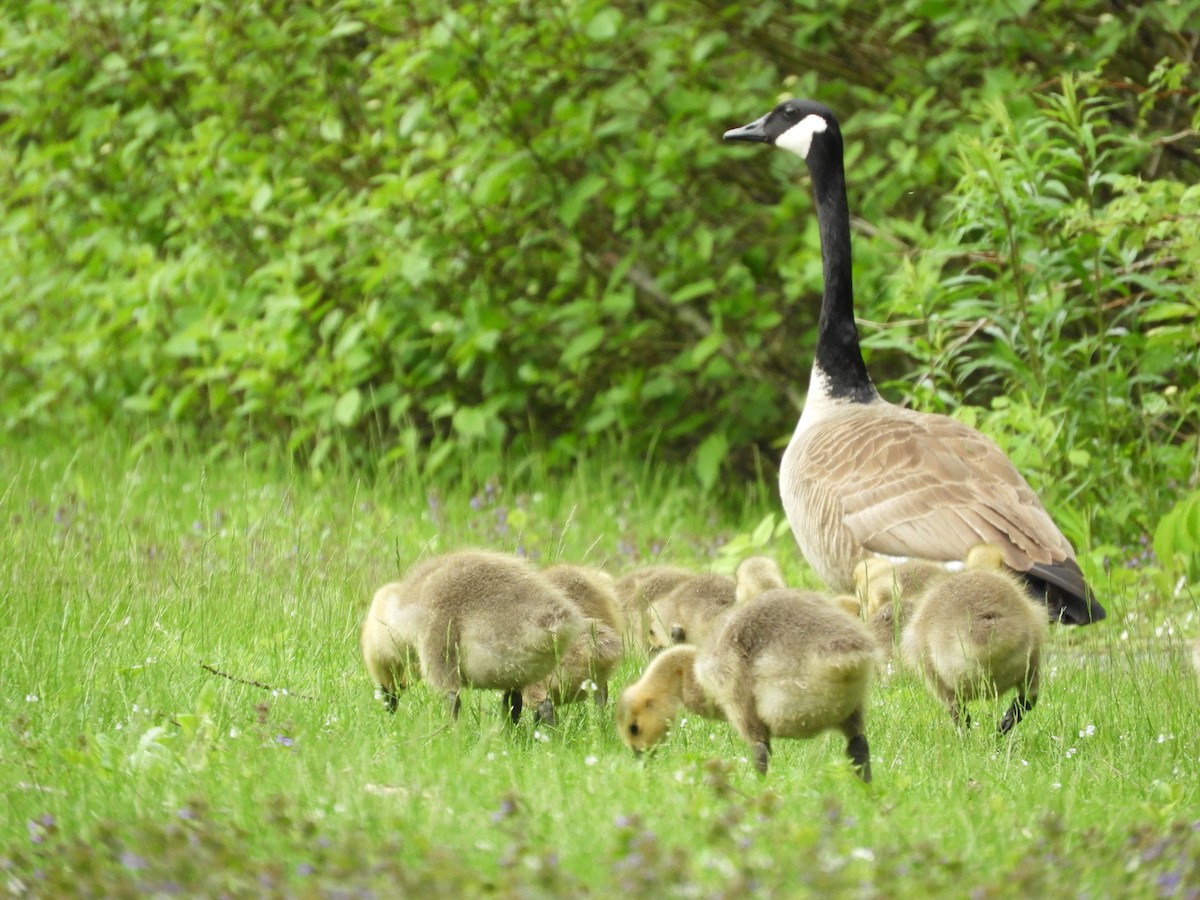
[{"xmin": 2, "ymin": 433, "xmax": 1198, "ymax": 897}]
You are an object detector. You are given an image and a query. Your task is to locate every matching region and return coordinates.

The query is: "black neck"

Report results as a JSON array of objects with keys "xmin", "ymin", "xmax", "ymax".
[{"xmin": 809, "ymin": 143, "xmax": 877, "ymax": 403}]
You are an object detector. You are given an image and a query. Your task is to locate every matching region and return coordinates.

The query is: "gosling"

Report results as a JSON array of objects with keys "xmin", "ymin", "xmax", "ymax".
[
  {"xmin": 617, "ymin": 589, "xmax": 879, "ymax": 780},
  {"xmin": 900, "ymin": 544, "xmax": 1048, "ymax": 733},
  {"xmin": 867, "ymin": 595, "xmax": 916, "ymax": 662},
  {"xmin": 645, "ymin": 572, "xmax": 736, "ymax": 650},
  {"xmin": 522, "ymin": 564, "xmax": 624, "ymax": 721},
  {"xmin": 736, "ymin": 557, "xmax": 858, "ymax": 618},
  {"xmin": 853, "ymin": 556, "xmax": 949, "ymax": 618},
  {"xmin": 361, "ymin": 549, "xmax": 584, "ymax": 723},
  {"xmin": 734, "ymin": 556, "xmax": 787, "ymax": 603},
  {"xmin": 613, "ymin": 564, "xmax": 698, "ymax": 652}
]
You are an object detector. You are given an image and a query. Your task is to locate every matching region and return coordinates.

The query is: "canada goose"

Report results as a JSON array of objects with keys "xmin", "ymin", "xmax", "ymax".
[
  {"xmin": 618, "ymin": 589, "xmax": 878, "ymax": 779},
  {"xmin": 722, "ymin": 100, "xmax": 1105, "ymax": 627},
  {"xmin": 900, "ymin": 544, "xmax": 1048, "ymax": 732},
  {"xmin": 361, "ymin": 550, "xmax": 585, "ymax": 722},
  {"xmin": 645, "ymin": 572, "xmax": 736, "ymax": 650},
  {"xmin": 522, "ymin": 564, "xmax": 624, "ymax": 721},
  {"xmin": 853, "ymin": 556, "xmax": 949, "ymax": 619},
  {"xmin": 613, "ymin": 565, "xmax": 698, "ymax": 651},
  {"xmin": 734, "ymin": 555, "xmax": 787, "ymax": 603}
]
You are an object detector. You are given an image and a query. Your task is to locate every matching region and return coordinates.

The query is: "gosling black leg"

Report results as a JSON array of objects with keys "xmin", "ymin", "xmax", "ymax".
[
  {"xmin": 382, "ymin": 687, "xmax": 399, "ymax": 714},
  {"xmin": 847, "ymin": 735, "xmax": 871, "ymax": 783},
  {"xmin": 753, "ymin": 740, "xmax": 771, "ymax": 775},
  {"xmin": 842, "ymin": 709, "xmax": 871, "ymax": 783},
  {"xmin": 503, "ymin": 689, "xmax": 523, "ymax": 724},
  {"xmin": 447, "ymin": 691, "xmax": 462, "ymax": 721},
  {"xmin": 535, "ymin": 698, "xmax": 556, "ymax": 726},
  {"xmin": 998, "ymin": 691, "xmax": 1036, "ymax": 734}
]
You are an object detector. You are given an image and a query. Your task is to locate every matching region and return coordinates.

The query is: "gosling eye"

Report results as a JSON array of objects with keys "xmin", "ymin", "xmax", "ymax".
[{"xmin": 629, "ymin": 722, "xmax": 640, "ymax": 737}]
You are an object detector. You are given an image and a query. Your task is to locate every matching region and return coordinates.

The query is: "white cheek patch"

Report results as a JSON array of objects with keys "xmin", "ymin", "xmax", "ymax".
[{"xmin": 776, "ymin": 113, "xmax": 828, "ymax": 159}]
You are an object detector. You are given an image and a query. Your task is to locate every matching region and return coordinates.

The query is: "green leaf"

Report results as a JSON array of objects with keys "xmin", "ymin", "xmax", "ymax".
[
  {"xmin": 750, "ymin": 513, "xmax": 777, "ymax": 547},
  {"xmin": 320, "ymin": 116, "xmax": 344, "ymax": 142},
  {"xmin": 585, "ymin": 7, "xmax": 622, "ymax": 41},
  {"xmin": 671, "ymin": 278, "xmax": 716, "ymax": 305},
  {"xmin": 452, "ymin": 405, "xmax": 489, "ymax": 439},
  {"xmin": 561, "ymin": 327, "xmax": 605, "ymax": 367},
  {"xmin": 250, "ymin": 183, "xmax": 272, "ymax": 214},
  {"xmin": 558, "ymin": 174, "xmax": 607, "ymax": 227},
  {"xmin": 694, "ymin": 432, "xmax": 728, "ymax": 492},
  {"xmin": 333, "ymin": 388, "xmax": 362, "ymax": 426}
]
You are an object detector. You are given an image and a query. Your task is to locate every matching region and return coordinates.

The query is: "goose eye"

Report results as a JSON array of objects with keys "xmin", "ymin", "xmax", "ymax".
[{"xmin": 629, "ymin": 723, "xmax": 640, "ymax": 736}]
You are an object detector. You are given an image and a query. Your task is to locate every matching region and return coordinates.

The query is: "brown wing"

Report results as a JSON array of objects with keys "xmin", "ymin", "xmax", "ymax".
[{"xmin": 799, "ymin": 404, "xmax": 1075, "ymax": 570}]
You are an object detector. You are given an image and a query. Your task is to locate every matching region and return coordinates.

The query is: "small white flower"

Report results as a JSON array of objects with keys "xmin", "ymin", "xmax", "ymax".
[
  {"xmin": 1020, "ymin": 759, "xmax": 1029, "ymax": 766},
  {"xmin": 581, "ymin": 680, "xmax": 598, "ymax": 693},
  {"xmin": 1157, "ymin": 734, "xmax": 1167, "ymax": 744},
  {"xmin": 584, "ymin": 755, "xmax": 598, "ymax": 766},
  {"xmin": 1051, "ymin": 783, "xmax": 1062, "ymax": 790},
  {"xmin": 24, "ymin": 694, "xmax": 38, "ymax": 703},
  {"xmin": 1066, "ymin": 747, "xmax": 1077, "ymax": 758},
  {"xmin": 850, "ymin": 848, "xmax": 875, "ymax": 863},
  {"xmin": 1079, "ymin": 724, "xmax": 1096, "ymax": 738},
  {"xmin": 533, "ymin": 730, "xmax": 550, "ymax": 743},
  {"xmin": 229, "ymin": 726, "xmax": 240, "ymax": 739},
  {"xmin": 1120, "ymin": 630, "xmax": 1130, "ymax": 640},
  {"xmin": 486, "ymin": 752, "xmax": 496, "ymax": 762}
]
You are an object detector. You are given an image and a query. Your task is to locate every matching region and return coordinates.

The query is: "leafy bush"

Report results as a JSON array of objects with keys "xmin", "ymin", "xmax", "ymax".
[{"xmin": 1, "ymin": 1, "xmax": 1196, "ymax": 550}]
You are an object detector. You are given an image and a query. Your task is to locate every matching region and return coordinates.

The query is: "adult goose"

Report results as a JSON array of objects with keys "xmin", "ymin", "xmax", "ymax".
[{"xmin": 722, "ymin": 99, "xmax": 1105, "ymax": 625}]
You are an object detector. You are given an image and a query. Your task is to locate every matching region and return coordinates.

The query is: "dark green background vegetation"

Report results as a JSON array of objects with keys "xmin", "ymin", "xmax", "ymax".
[{"xmin": 2, "ymin": 0, "xmax": 1197, "ymax": 564}]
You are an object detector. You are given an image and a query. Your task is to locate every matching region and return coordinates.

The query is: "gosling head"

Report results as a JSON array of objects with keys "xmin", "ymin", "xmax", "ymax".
[
  {"xmin": 615, "ymin": 688, "xmax": 673, "ymax": 756},
  {"xmin": 722, "ymin": 98, "xmax": 841, "ymax": 162},
  {"xmin": 735, "ymin": 556, "xmax": 786, "ymax": 603},
  {"xmin": 965, "ymin": 543, "xmax": 1008, "ymax": 572}
]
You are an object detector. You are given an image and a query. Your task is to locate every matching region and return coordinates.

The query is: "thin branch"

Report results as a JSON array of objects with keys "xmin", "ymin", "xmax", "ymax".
[{"xmin": 200, "ymin": 663, "xmax": 314, "ymax": 700}]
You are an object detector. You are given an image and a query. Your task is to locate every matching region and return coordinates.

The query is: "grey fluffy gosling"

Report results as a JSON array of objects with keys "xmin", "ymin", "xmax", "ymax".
[
  {"xmin": 361, "ymin": 550, "xmax": 584, "ymax": 722},
  {"xmin": 618, "ymin": 589, "xmax": 879, "ymax": 780},
  {"xmin": 523, "ymin": 564, "xmax": 624, "ymax": 722},
  {"xmin": 854, "ymin": 557, "xmax": 949, "ymax": 618},
  {"xmin": 901, "ymin": 544, "xmax": 1048, "ymax": 733},
  {"xmin": 613, "ymin": 565, "xmax": 698, "ymax": 651},
  {"xmin": 645, "ymin": 572, "xmax": 736, "ymax": 650},
  {"xmin": 735, "ymin": 556, "xmax": 787, "ymax": 603}
]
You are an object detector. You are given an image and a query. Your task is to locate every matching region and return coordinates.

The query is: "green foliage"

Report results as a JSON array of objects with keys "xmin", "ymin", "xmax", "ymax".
[
  {"xmin": 869, "ymin": 73, "xmax": 1200, "ymax": 553},
  {"xmin": 1, "ymin": 1, "xmax": 1197, "ymax": 554},
  {"xmin": 1154, "ymin": 491, "xmax": 1200, "ymax": 586}
]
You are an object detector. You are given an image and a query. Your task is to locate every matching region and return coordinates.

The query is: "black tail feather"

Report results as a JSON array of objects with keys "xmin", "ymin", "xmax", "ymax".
[{"xmin": 1022, "ymin": 559, "xmax": 1105, "ymax": 625}]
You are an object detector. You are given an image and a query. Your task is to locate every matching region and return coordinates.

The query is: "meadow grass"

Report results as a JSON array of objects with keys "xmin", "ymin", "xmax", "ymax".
[{"xmin": 2, "ymin": 432, "xmax": 1198, "ymax": 897}]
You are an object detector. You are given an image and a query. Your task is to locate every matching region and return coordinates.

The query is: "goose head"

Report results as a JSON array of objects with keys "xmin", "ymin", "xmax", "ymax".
[{"xmin": 722, "ymin": 99, "xmax": 841, "ymax": 164}]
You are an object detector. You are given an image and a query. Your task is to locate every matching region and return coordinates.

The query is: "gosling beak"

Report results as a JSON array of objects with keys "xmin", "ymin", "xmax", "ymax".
[{"xmin": 722, "ymin": 114, "xmax": 770, "ymax": 144}]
